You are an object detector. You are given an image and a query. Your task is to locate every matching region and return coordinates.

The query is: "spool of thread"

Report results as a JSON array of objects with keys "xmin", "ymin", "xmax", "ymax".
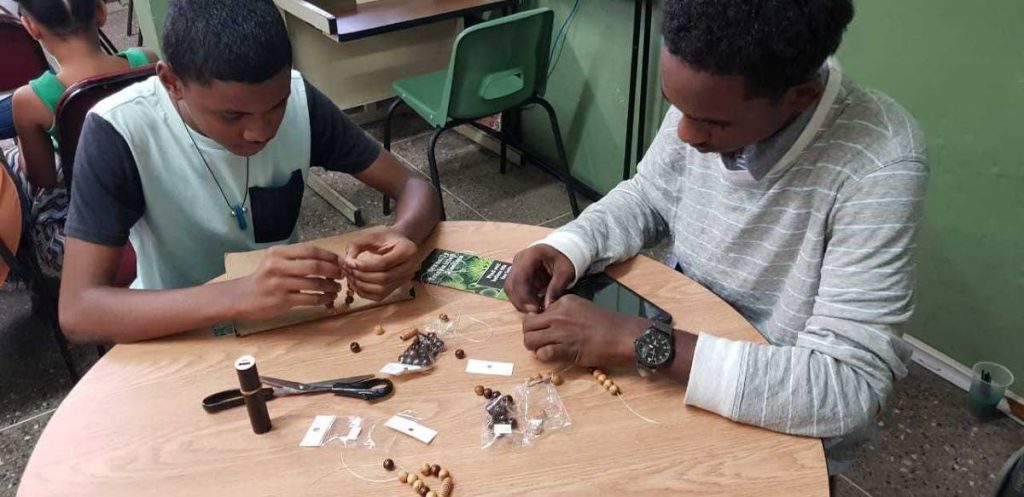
[{"xmin": 235, "ymin": 355, "xmax": 271, "ymax": 434}]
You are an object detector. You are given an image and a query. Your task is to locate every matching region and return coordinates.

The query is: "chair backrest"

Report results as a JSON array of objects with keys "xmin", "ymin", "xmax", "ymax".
[
  {"xmin": 0, "ymin": 14, "xmax": 50, "ymax": 92},
  {"xmin": 441, "ymin": 8, "xmax": 554, "ymax": 122},
  {"xmin": 55, "ymin": 64, "xmax": 156, "ymax": 189}
]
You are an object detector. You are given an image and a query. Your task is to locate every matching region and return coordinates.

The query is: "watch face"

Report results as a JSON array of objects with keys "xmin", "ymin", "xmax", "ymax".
[{"xmin": 636, "ymin": 330, "xmax": 673, "ymax": 367}]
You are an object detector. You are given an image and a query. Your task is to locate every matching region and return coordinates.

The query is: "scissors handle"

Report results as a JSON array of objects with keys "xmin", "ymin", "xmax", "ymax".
[
  {"xmin": 332, "ymin": 378, "xmax": 394, "ymax": 401},
  {"xmin": 202, "ymin": 387, "xmax": 275, "ymax": 413}
]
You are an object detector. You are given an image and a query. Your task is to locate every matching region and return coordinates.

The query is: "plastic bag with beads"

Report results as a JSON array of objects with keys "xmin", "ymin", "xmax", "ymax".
[{"xmin": 480, "ymin": 377, "xmax": 571, "ymax": 448}]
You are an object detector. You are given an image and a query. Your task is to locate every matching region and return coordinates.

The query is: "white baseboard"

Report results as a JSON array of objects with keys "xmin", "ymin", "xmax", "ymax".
[{"xmin": 904, "ymin": 334, "xmax": 1023, "ymax": 424}]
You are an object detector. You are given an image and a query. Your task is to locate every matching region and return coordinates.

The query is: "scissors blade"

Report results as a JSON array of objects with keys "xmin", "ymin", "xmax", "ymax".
[
  {"xmin": 260, "ymin": 376, "xmax": 330, "ymax": 395},
  {"xmin": 307, "ymin": 374, "xmax": 375, "ymax": 388}
]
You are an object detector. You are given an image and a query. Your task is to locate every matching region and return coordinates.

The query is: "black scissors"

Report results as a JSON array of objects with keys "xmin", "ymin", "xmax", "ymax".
[{"xmin": 202, "ymin": 375, "xmax": 394, "ymax": 413}]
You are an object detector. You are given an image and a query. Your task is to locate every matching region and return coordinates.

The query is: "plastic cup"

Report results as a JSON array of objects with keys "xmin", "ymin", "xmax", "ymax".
[{"xmin": 967, "ymin": 361, "xmax": 1014, "ymax": 420}]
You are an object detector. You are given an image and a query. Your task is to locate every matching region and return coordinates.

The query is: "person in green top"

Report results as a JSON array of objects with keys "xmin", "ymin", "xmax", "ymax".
[{"xmin": 2, "ymin": 0, "xmax": 157, "ymax": 278}]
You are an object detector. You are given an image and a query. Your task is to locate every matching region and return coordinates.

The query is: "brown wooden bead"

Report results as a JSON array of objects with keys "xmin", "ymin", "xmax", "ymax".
[
  {"xmin": 420, "ymin": 462, "xmax": 432, "ymax": 476},
  {"xmin": 383, "ymin": 458, "xmax": 395, "ymax": 471},
  {"xmin": 374, "ymin": 325, "xmax": 386, "ymax": 335},
  {"xmin": 438, "ymin": 468, "xmax": 450, "ymax": 479},
  {"xmin": 551, "ymin": 373, "xmax": 564, "ymax": 386},
  {"xmin": 400, "ymin": 328, "xmax": 420, "ymax": 341},
  {"xmin": 474, "ymin": 385, "xmax": 485, "ymax": 396},
  {"xmin": 418, "ymin": 486, "xmax": 429, "ymax": 496},
  {"xmin": 483, "ymin": 388, "xmax": 492, "ymax": 398},
  {"xmin": 609, "ymin": 384, "xmax": 621, "ymax": 395},
  {"xmin": 602, "ymin": 379, "xmax": 614, "ymax": 389},
  {"xmin": 350, "ymin": 342, "xmax": 361, "ymax": 353},
  {"xmin": 398, "ymin": 470, "xmax": 409, "ymax": 483},
  {"xmin": 439, "ymin": 313, "xmax": 449, "ymax": 322},
  {"xmin": 454, "ymin": 349, "xmax": 466, "ymax": 359},
  {"xmin": 430, "ymin": 464, "xmax": 441, "ymax": 477}
]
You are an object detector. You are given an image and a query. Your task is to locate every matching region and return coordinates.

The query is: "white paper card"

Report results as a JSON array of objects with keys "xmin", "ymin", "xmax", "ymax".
[
  {"xmin": 465, "ymin": 359, "xmax": 514, "ymax": 376},
  {"xmin": 299, "ymin": 415, "xmax": 336, "ymax": 447},
  {"xmin": 493, "ymin": 424, "xmax": 513, "ymax": 435},
  {"xmin": 380, "ymin": 362, "xmax": 426, "ymax": 376},
  {"xmin": 385, "ymin": 415, "xmax": 438, "ymax": 444}
]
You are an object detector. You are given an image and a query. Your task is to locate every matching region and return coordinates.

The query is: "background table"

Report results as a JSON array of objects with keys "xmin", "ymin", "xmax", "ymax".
[{"xmin": 17, "ymin": 222, "xmax": 827, "ymax": 496}]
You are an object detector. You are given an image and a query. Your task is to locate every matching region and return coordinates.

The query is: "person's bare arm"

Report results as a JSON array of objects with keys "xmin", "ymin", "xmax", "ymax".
[
  {"xmin": 11, "ymin": 87, "xmax": 58, "ymax": 188},
  {"xmin": 354, "ymin": 150, "xmax": 439, "ymax": 244},
  {"xmin": 59, "ymin": 238, "xmax": 342, "ymax": 343}
]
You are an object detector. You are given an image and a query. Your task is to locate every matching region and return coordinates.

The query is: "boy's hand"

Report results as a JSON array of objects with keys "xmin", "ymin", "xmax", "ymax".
[
  {"xmin": 230, "ymin": 244, "xmax": 343, "ymax": 321},
  {"xmin": 521, "ymin": 295, "xmax": 648, "ymax": 366},
  {"xmin": 343, "ymin": 227, "xmax": 420, "ymax": 301},
  {"xmin": 504, "ymin": 244, "xmax": 576, "ymax": 313}
]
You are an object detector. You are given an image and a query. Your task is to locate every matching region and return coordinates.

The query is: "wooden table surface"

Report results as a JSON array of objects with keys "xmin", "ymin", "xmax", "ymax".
[
  {"xmin": 18, "ymin": 222, "xmax": 827, "ymax": 496},
  {"xmin": 331, "ymin": 0, "xmax": 509, "ymax": 41}
]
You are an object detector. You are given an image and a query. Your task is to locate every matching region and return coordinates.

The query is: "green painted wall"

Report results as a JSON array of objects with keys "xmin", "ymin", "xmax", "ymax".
[
  {"xmin": 839, "ymin": 1, "xmax": 1024, "ymax": 395},
  {"xmin": 132, "ymin": 0, "xmax": 168, "ymax": 57}
]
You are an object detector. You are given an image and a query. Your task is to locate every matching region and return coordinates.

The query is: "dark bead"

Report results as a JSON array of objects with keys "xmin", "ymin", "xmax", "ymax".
[
  {"xmin": 350, "ymin": 342, "xmax": 361, "ymax": 353},
  {"xmin": 344, "ymin": 294, "xmax": 355, "ymax": 305},
  {"xmin": 490, "ymin": 390, "xmax": 501, "ymax": 399},
  {"xmin": 454, "ymin": 349, "xmax": 466, "ymax": 359},
  {"xmin": 483, "ymin": 388, "xmax": 492, "ymax": 398},
  {"xmin": 383, "ymin": 458, "xmax": 395, "ymax": 471},
  {"xmin": 502, "ymin": 394, "xmax": 514, "ymax": 405},
  {"xmin": 510, "ymin": 418, "xmax": 518, "ymax": 429},
  {"xmin": 418, "ymin": 486, "xmax": 429, "ymax": 496},
  {"xmin": 431, "ymin": 464, "xmax": 441, "ymax": 476}
]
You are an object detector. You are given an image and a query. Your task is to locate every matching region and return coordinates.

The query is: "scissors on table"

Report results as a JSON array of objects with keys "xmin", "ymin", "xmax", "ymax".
[{"xmin": 202, "ymin": 375, "xmax": 394, "ymax": 413}]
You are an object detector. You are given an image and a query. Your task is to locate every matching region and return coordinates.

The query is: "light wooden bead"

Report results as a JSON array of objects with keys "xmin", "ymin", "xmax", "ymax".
[
  {"xmin": 443, "ymin": 476, "xmax": 453, "ymax": 485},
  {"xmin": 609, "ymin": 384, "xmax": 620, "ymax": 395},
  {"xmin": 551, "ymin": 373, "xmax": 564, "ymax": 386},
  {"xmin": 407, "ymin": 474, "xmax": 418, "ymax": 485},
  {"xmin": 592, "ymin": 369, "xmax": 604, "ymax": 378},
  {"xmin": 374, "ymin": 325, "xmax": 386, "ymax": 335},
  {"xmin": 440, "ymin": 480, "xmax": 454, "ymax": 497},
  {"xmin": 596, "ymin": 373, "xmax": 608, "ymax": 383},
  {"xmin": 602, "ymin": 379, "xmax": 614, "ymax": 389},
  {"xmin": 438, "ymin": 468, "xmax": 450, "ymax": 479},
  {"xmin": 413, "ymin": 480, "xmax": 424, "ymax": 491},
  {"xmin": 398, "ymin": 471, "xmax": 409, "ymax": 483},
  {"xmin": 421, "ymin": 462, "xmax": 432, "ymax": 476}
]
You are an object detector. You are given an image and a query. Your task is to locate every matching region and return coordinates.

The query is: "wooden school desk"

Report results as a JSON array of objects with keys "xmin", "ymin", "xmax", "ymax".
[{"xmin": 17, "ymin": 222, "xmax": 828, "ymax": 496}]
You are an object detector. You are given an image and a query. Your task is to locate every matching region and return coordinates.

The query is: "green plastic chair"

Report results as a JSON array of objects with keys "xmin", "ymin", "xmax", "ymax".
[{"xmin": 382, "ymin": 8, "xmax": 580, "ymax": 220}]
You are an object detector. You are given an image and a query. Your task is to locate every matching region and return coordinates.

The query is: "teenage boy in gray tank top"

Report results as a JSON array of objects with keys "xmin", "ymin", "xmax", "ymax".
[
  {"xmin": 59, "ymin": 0, "xmax": 440, "ymax": 342},
  {"xmin": 505, "ymin": 0, "xmax": 927, "ymax": 473}
]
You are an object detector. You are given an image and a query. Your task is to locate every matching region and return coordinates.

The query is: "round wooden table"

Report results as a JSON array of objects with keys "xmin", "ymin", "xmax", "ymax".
[{"xmin": 18, "ymin": 222, "xmax": 827, "ymax": 496}]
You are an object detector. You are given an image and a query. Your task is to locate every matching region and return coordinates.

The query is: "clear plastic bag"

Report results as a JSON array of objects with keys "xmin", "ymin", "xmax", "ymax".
[{"xmin": 480, "ymin": 378, "xmax": 571, "ymax": 448}]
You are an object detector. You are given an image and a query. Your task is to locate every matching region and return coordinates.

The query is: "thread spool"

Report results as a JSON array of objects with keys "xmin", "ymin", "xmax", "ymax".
[{"xmin": 235, "ymin": 355, "xmax": 271, "ymax": 434}]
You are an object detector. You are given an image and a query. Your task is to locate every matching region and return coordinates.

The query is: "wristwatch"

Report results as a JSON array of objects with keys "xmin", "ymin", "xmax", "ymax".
[{"xmin": 634, "ymin": 320, "xmax": 675, "ymax": 376}]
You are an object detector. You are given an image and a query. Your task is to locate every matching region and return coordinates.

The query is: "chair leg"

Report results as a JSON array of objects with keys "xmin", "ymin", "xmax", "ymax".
[
  {"xmin": 382, "ymin": 98, "xmax": 403, "ymax": 216},
  {"xmin": 427, "ymin": 127, "xmax": 449, "ymax": 221},
  {"xmin": 33, "ymin": 273, "xmax": 78, "ymax": 383},
  {"xmin": 528, "ymin": 97, "xmax": 581, "ymax": 217},
  {"xmin": 499, "ymin": 112, "xmax": 508, "ymax": 174},
  {"xmin": 126, "ymin": 0, "xmax": 134, "ymax": 37}
]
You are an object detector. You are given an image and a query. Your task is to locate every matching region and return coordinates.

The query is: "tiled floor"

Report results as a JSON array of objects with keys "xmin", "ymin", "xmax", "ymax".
[{"xmin": 2, "ymin": 4, "xmax": 1022, "ymax": 496}]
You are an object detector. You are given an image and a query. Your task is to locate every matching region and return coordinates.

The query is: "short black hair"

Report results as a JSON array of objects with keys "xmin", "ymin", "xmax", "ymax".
[
  {"xmin": 163, "ymin": 0, "xmax": 292, "ymax": 85},
  {"xmin": 662, "ymin": 0, "xmax": 854, "ymax": 98},
  {"xmin": 16, "ymin": 0, "xmax": 98, "ymax": 36}
]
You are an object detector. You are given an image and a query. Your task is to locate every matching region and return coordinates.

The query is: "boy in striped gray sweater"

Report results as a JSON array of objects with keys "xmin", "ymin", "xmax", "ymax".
[{"xmin": 505, "ymin": 0, "xmax": 926, "ymax": 473}]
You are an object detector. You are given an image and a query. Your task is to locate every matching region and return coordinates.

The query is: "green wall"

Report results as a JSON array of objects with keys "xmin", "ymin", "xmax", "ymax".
[{"xmin": 839, "ymin": 1, "xmax": 1024, "ymax": 395}]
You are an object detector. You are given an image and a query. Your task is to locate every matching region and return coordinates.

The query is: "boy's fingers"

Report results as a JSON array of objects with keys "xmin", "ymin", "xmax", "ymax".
[
  {"xmin": 280, "ymin": 259, "xmax": 343, "ymax": 279},
  {"xmin": 348, "ymin": 244, "xmax": 411, "ymax": 272},
  {"xmin": 350, "ymin": 259, "xmax": 420, "ymax": 285},
  {"xmin": 280, "ymin": 276, "xmax": 340, "ymax": 294},
  {"xmin": 272, "ymin": 244, "xmax": 340, "ymax": 263}
]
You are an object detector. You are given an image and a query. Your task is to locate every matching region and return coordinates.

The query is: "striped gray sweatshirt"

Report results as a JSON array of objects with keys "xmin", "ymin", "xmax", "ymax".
[{"xmin": 539, "ymin": 66, "xmax": 927, "ymax": 470}]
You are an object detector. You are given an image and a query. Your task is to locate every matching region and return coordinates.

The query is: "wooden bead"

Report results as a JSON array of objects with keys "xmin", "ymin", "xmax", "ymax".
[
  {"xmin": 398, "ymin": 470, "xmax": 409, "ymax": 483},
  {"xmin": 440, "ymin": 480, "xmax": 453, "ymax": 497},
  {"xmin": 413, "ymin": 480, "xmax": 424, "ymax": 491},
  {"xmin": 439, "ymin": 313, "xmax": 449, "ymax": 322},
  {"xmin": 438, "ymin": 468, "xmax": 449, "ymax": 479},
  {"xmin": 602, "ymin": 379, "xmax": 614, "ymax": 389},
  {"xmin": 400, "ymin": 328, "xmax": 420, "ymax": 341},
  {"xmin": 407, "ymin": 473, "xmax": 418, "ymax": 485},
  {"xmin": 374, "ymin": 325, "xmax": 386, "ymax": 335},
  {"xmin": 532, "ymin": 372, "xmax": 544, "ymax": 381},
  {"xmin": 418, "ymin": 486, "xmax": 429, "ymax": 496},
  {"xmin": 350, "ymin": 342, "xmax": 361, "ymax": 353},
  {"xmin": 454, "ymin": 349, "xmax": 466, "ymax": 359},
  {"xmin": 430, "ymin": 464, "xmax": 441, "ymax": 477},
  {"xmin": 483, "ymin": 388, "xmax": 492, "ymax": 398},
  {"xmin": 592, "ymin": 369, "xmax": 604, "ymax": 378},
  {"xmin": 383, "ymin": 458, "xmax": 395, "ymax": 471},
  {"xmin": 420, "ymin": 462, "xmax": 432, "ymax": 476},
  {"xmin": 474, "ymin": 385, "xmax": 485, "ymax": 396},
  {"xmin": 596, "ymin": 373, "xmax": 607, "ymax": 383},
  {"xmin": 609, "ymin": 384, "xmax": 620, "ymax": 395},
  {"xmin": 551, "ymin": 373, "xmax": 564, "ymax": 386}
]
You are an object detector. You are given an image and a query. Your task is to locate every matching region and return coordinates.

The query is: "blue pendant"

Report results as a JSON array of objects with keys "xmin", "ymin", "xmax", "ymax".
[{"xmin": 233, "ymin": 204, "xmax": 247, "ymax": 230}]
